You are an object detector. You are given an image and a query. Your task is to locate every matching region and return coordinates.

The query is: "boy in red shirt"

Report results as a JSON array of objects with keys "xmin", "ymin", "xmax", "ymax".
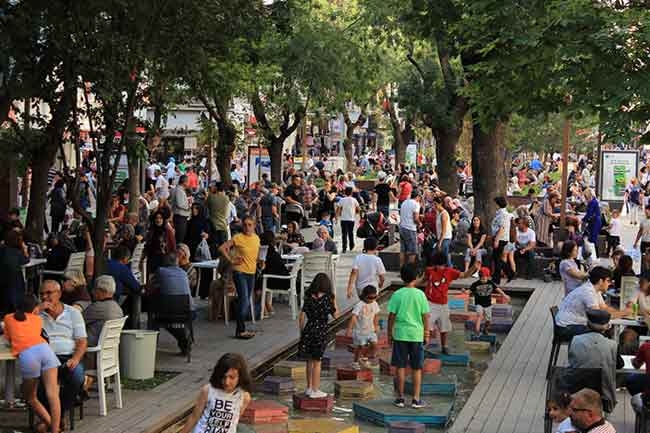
[{"xmin": 420, "ymin": 252, "xmax": 478, "ymax": 354}]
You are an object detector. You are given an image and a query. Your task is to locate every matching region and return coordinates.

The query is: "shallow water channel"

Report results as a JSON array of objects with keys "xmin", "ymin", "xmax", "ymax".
[{"xmin": 247, "ymin": 296, "xmax": 527, "ymax": 433}]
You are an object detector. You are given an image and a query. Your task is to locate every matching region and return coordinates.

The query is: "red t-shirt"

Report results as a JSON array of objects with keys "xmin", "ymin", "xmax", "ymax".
[
  {"xmin": 635, "ymin": 342, "xmax": 650, "ymax": 395},
  {"xmin": 399, "ymin": 181, "xmax": 412, "ymax": 201},
  {"xmin": 424, "ymin": 266, "xmax": 461, "ymax": 305}
]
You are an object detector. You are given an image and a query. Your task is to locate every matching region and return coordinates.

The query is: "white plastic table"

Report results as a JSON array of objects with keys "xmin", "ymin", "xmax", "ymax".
[{"xmin": 0, "ymin": 344, "xmax": 17, "ymax": 406}]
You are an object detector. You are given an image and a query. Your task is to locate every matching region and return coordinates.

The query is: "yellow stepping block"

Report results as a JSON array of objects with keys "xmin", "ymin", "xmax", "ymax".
[
  {"xmin": 273, "ymin": 361, "xmax": 306, "ymax": 380},
  {"xmin": 464, "ymin": 340, "xmax": 492, "ymax": 353},
  {"xmin": 289, "ymin": 419, "xmax": 359, "ymax": 433},
  {"xmin": 334, "ymin": 380, "xmax": 374, "ymax": 399}
]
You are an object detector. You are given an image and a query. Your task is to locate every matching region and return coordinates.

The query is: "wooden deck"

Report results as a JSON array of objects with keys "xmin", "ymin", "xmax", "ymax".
[{"xmin": 449, "ymin": 279, "xmax": 635, "ymax": 433}]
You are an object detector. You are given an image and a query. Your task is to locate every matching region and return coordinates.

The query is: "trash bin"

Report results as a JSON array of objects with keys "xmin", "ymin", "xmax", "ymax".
[{"xmin": 120, "ymin": 330, "xmax": 159, "ymax": 380}]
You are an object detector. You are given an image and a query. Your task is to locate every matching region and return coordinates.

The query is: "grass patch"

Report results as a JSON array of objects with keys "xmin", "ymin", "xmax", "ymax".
[{"xmin": 121, "ymin": 370, "xmax": 181, "ymax": 391}]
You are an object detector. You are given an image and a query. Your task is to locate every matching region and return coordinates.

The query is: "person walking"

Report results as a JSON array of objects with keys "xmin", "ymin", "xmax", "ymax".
[
  {"xmin": 206, "ymin": 182, "xmax": 232, "ymax": 247},
  {"xmin": 336, "ymin": 187, "xmax": 360, "ymax": 253},
  {"xmin": 170, "ymin": 175, "xmax": 191, "ymax": 244},
  {"xmin": 399, "ymin": 191, "xmax": 421, "ymax": 266}
]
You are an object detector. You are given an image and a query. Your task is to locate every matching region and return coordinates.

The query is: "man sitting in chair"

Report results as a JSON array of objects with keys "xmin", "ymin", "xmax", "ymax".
[
  {"xmin": 39, "ymin": 280, "xmax": 88, "ymax": 412},
  {"xmin": 148, "ymin": 252, "xmax": 193, "ymax": 355},
  {"xmin": 83, "ymin": 276, "xmax": 124, "ymax": 347}
]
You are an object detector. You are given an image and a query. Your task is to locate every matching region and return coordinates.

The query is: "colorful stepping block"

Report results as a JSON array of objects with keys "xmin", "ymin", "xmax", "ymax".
[
  {"xmin": 334, "ymin": 380, "xmax": 375, "ymax": 399},
  {"xmin": 450, "ymin": 311, "xmax": 479, "ymax": 323},
  {"xmin": 492, "ymin": 294, "xmax": 510, "ymax": 304},
  {"xmin": 240, "ymin": 400, "xmax": 289, "ymax": 424},
  {"xmin": 399, "ymin": 374, "xmax": 457, "ymax": 396},
  {"xmin": 321, "ymin": 350, "xmax": 354, "ymax": 370},
  {"xmin": 447, "ymin": 298, "xmax": 467, "ymax": 311},
  {"xmin": 273, "ymin": 361, "xmax": 306, "ymax": 380},
  {"xmin": 335, "ymin": 331, "xmax": 354, "ymax": 347},
  {"xmin": 293, "ymin": 392, "xmax": 334, "ymax": 412},
  {"xmin": 288, "ymin": 419, "xmax": 359, "ymax": 433},
  {"xmin": 388, "ymin": 421, "xmax": 426, "ymax": 433},
  {"xmin": 464, "ymin": 340, "xmax": 492, "ymax": 353},
  {"xmin": 478, "ymin": 334, "xmax": 497, "ymax": 344},
  {"xmin": 336, "ymin": 367, "xmax": 373, "ymax": 382},
  {"xmin": 353, "ymin": 397, "xmax": 454, "ymax": 427},
  {"xmin": 260, "ymin": 376, "xmax": 295, "ymax": 395},
  {"xmin": 491, "ymin": 304, "xmax": 513, "ymax": 316},
  {"xmin": 489, "ymin": 322, "xmax": 513, "ymax": 333},
  {"xmin": 379, "ymin": 357, "xmax": 441, "ymax": 376},
  {"xmin": 425, "ymin": 349, "xmax": 470, "ymax": 366}
]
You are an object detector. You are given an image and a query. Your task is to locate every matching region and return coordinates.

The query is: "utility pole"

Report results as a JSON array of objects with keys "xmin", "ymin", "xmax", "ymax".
[{"xmin": 559, "ymin": 116, "xmax": 571, "ymax": 239}]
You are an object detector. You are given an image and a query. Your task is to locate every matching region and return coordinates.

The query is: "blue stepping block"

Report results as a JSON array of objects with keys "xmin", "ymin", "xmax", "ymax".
[
  {"xmin": 477, "ymin": 334, "xmax": 497, "ymax": 344},
  {"xmin": 353, "ymin": 397, "xmax": 454, "ymax": 427},
  {"xmin": 448, "ymin": 299, "xmax": 466, "ymax": 311},
  {"xmin": 402, "ymin": 374, "xmax": 457, "ymax": 396},
  {"xmin": 425, "ymin": 349, "xmax": 470, "ymax": 366}
]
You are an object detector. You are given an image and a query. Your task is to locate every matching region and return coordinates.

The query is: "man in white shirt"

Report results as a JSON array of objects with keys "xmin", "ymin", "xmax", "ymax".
[
  {"xmin": 514, "ymin": 217, "xmax": 536, "ymax": 279},
  {"xmin": 336, "ymin": 186, "xmax": 360, "ymax": 253},
  {"xmin": 399, "ymin": 190, "xmax": 421, "ymax": 266},
  {"xmin": 346, "ymin": 238, "xmax": 386, "ymax": 298}
]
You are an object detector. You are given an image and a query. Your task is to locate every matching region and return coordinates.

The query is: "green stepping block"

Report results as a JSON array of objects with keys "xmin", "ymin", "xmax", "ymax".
[
  {"xmin": 353, "ymin": 397, "xmax": 454, "ymax": 427},
  {"xmin": 425, "ymin": 349, "xmax": 470, "ymax": 366},
  {"xmin": 478, "ymin": 334, "xmax": 497, "ymax": 344},
  {"xmin": 402, "ymin": 374, "xmax": 457, "ymax": 396}
]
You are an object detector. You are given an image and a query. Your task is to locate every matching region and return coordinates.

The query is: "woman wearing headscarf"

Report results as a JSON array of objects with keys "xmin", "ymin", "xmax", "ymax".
[
  {"xmin": 144, "ymin": 210, "xmax": 176, "ymax": 276},
  {"xmin": 185, "ymin": 203, "xmax": 216, "ymax": 298}
]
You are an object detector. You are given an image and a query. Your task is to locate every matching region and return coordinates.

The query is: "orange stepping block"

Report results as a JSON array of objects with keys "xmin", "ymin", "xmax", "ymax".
[
  {"xmin": 293, "ymin": 392, "xmax": 334, "ymax": 412},
  {"xmin": 379, "ymin": 357, "xmax": 441, "ymax": 376},
  {"xmin": 288, "ymin": 419, "xmax": 359, "ymax": 433},
  {"xmin": 240, "ymin": 400, "xmax": 289, "ymax": 424},
  {"xmin": 336, "ymin": 367, "xmax": 373, "ymax": 382},
  {"xmin": 336, "ymin": 331, "xmax": 389, "ymax": 348},
  {"xmin": 449, "ymin": 311, "xmax": 479, "ymax": 323}
]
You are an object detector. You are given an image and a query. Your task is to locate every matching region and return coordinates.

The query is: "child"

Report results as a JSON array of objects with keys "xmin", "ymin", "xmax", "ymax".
[
  {"xmin": 346, "ymin": 285, "xmax": 380, "ymax": 369},
  {"xmin": 388, "ymin": 264, "xmax": 431, "ymax": 409},
  {"xmin": 181, "ymin": 353, "xmax": 252, "ymax": 433},
  {"xmin": 547, "ymin": 392, "xmax": 577, "ymax": 433},
  {"xmin": 607, "ymin": 209, "xmax": 621, "ymax": 256},
  {"xmin": 421, "ymin": 252, "xmax": 478, "ymax": 354},
  {"xmin": 299, "ymin": 273, "xmax": 339, "ymax": 399},
  {"xmin": 465, "ymin": 268, "xmax": 511, "ymax": 337},
  {"xmin": 318, "ymin": 211, "xmax": 334, "ymax": 238},
  {"xmin": 3, "ymin": 296, "xmax": 61, "ymax": 433}
]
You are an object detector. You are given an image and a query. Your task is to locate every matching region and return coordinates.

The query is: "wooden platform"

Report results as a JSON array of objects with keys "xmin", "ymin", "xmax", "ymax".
[{"xmin": 448, "ymin": 279, "xmax": 635, "ymax": 433}]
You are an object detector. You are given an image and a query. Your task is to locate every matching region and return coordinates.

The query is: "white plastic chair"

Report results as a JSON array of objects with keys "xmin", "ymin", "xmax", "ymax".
[
  {"xmin": 261, "ymin": 256, "xmax": 303, "ymax": 320},
  {"xmin": 86, "ymin": 316, "xmax": 128, "ymax": 416},
  {"xmin": 42, "ymin": 251, "xmax": 86, "ymax": 277},
  {"xmin": 130, "ymin": 243, "xmax": 147, "ymax": 284},
  {"xmin": 301, "ymin": 252, "xmax": 334, "ymax": 308}
]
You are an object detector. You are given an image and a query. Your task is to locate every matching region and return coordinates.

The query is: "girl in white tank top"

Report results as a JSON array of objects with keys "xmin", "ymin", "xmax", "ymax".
[{"xmin": 182, "ymin": 353, "xmax": 252, "ymax": 433}]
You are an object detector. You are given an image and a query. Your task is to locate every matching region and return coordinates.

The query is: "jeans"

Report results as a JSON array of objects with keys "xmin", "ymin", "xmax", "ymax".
[
  {"xmin": 341, "ymin": 220, "xmax": 355, "ymax": 253},
  {"xmin": 233, "ymin": 271, "xmax": 255, "ymax": 335},
  {"xmin": 262, "ymin": 216, "xmax": 276, "ymax": 234},
  {"xmin": 38, "ymin": 355, "xmax": 85, "ymax": 410},
  {"xmin": 439, "ymin": 238, "xmax": 452, "ymax": 267}
]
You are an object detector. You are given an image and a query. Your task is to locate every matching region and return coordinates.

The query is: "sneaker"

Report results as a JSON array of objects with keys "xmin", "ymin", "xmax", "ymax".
[
  {"xmin": 393, "ymin": 398, "xmax": 405, "ymax": 408},
  {"xmin": 441, "ymin": 347, "xmax": 450, "ymax": 355},
  {"xmin": 472, "ymin": 272, "xmax": 479, "ymax": 278},
  {"xmin": 310, "ymin": 390, "xmax": 328, "ymax": 399},
  {"xmin": 411, "ymin": 399, "xmax": 426, "ymax": 409},
  {"xmin": 351, "ymin": 362, "xmax": 361, "ymax": 370},
  {"xmin": 305, "ymin": 388, "xmax": 314, "ymax": 397},
  {"xmin": 469, "ymin": 334, "xmax": 480, "ymax": 342}
]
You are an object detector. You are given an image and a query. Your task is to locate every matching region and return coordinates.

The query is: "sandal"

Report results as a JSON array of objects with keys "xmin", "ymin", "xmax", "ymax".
[{"xmin": 235, "ymin": 332, "xmax": 255, "ymax": 340}]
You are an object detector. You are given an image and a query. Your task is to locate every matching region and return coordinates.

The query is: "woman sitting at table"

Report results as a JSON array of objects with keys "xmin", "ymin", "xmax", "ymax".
[
  {"xmin": 259, "ymin": 231, "xmax": 290, "ymax": 316},
  {"xmin": 61, "ymin": 270, "xmax": 92, "ymax": 311},
  {"xmin": 613, "ymin": 254, "xmax": 635, "ymax": 292},
  {"xmin": 177, "ymin": 244, "xmax": 199, "ymax": 297},
  {"xmin": 285, "ymin": 221, "xmax": 305, "ymax": 250}
]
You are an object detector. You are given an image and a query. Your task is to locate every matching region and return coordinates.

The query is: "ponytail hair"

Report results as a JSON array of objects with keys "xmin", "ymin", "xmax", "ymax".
[{"xmin": 14, "ymin": 295, "xmax": 38, "ymax": 322}]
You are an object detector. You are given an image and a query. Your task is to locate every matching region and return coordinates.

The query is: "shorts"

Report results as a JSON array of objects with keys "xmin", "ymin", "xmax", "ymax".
[
  {"xmin": 476, "ymin": 305, "xmax": 492, "ymax": 321},
  {"xmin": 504, "ymin": 243, "xmax": 516, "ymax": 253},
  {"xmin": 353, "ymin": 331, "xmax": 378, "ymax": 347},
  {"xmin": 428, "ymin": 303, "xmax": 452, "ymax": 333},
  {"xmin": 18, "ymin": 343, "xmax": 61, "ymax": 379},
  {"xmin": 391, "ymin": 340, "xmax": 424, "ymax": 370},
  {"xmin": 399, "ymin": 228, "xmax": 418, "ymax": 254}
]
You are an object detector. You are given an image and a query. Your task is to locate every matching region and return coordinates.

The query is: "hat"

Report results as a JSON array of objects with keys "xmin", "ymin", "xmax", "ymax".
[
  {"xmin": 586, "ymin": 309, "xmax": 611, "ymax": 331},
  {"xmin": 479, "ymin": 267, "xmax": 491, "ymax": 278}
]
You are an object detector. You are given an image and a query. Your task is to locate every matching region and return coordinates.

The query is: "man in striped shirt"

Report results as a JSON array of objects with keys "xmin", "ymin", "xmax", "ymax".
[{"xmin": 569, "ymin": 389, "xmax": 616, "ymax": 433}]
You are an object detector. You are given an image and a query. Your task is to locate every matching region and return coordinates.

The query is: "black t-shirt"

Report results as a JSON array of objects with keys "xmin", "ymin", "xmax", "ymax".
[
  {"xmin": 469, "ymin": 227, "xmax": 487, "ymax": 247},
  {"xmin": 260, "ymin": 193, "xmax": 276, "ymax": 218},
  {"xmin": 319, "ymin": 187, "xmax": 336, "ymax": 213},
  {"xmin": 285, "ymin": 184, "xmax": 301, "ymax": 202},
  {"xmin": 469, "ymin": 279, "xmax": 497, "ymax": 308},
  {"xmin": 374, "ymin": 183, "xmax": 393, "ymax": 207}
]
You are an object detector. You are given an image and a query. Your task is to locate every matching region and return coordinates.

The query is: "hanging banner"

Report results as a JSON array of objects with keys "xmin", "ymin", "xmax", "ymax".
[
  {"xmin": 599, "ymin": 150, "xmax": 639, "ymax": 202},
  {"xmin": 405, "ymin": 143, "xmax": 417, "ymax": 167},
  {"xmin": 248, "ymin": 146, "xmax": 271, "ymax": 187}
]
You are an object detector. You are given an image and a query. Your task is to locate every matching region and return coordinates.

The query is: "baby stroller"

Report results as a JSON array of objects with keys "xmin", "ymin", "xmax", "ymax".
[{"xmin": 356, "ymin": 210, "xmax": 389, "ymax": 249}]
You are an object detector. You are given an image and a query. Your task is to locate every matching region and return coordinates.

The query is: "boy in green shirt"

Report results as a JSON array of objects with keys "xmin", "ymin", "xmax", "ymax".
[{"xmin": 387, "ymin": 264, "xmax": 431, "ymax": 409}]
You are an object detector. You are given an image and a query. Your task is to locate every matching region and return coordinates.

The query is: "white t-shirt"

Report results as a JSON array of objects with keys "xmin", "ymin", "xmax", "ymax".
[
  {"xmin": 147, "ymin": 163, "xmax": 160, "ymax": 180},
  {"xmin": 640, "ymin": 218, "xmax": 650, "ymax": 242},
  {"xmin": 337, "ymin": 196, "xmax": 359, "ymax": 221},
  {"xmin": 192, "ymin": 386, "xmax": 243, "ymax": 433},
  {"xmin": 556, "ymin": 417, "xmax": 576, "ymax": 433},
  {"xmin": 400, "ymin": 199, "xmax": 420, "ymax": 231},
  {"xmin": 352, "ymin": 254, "xmax": 386, "ymax": 293},
  {"xmin": 352, "ymin": 301, "xmax": 380, "ymax": 335},
  {"xmin": 155, "ymin": 175, "xmax": 169, "ymax": 199},
  {"xmin": 556, "ymin": 282, "xmax": 605, "ymax": 327},
  {"xmin": 515, "ymin": 228, "xmax": 536, "ymax": 248},
  {"xmin": 609, "ymin": 217, "xmax": 621, "ymax": 237}
]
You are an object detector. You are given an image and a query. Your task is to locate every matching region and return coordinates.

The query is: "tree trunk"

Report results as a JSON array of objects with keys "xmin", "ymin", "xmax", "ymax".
[
  {"xmin": 216, "ymin": 118, "xmax": 236, "ymax": 187},
  {"xmin": 433, "ymin": 128, "xmax": 461, "ymax": 196},
  {"xmin": 269, "ymin": 138, "xmax": 284, "ymax": 184},
  {"xmin": 24, "ymin": 154, "xmax": 52, "ymax": 243},
  {"xmin": 127, "ymin": 155, "xmax": 140, "ymax": 213},
  {"xmin": 343, "ymin": 132, "xmax": 355, "ymax": 172},
  {"xmin": 472, "ymin": 120, "xmax": 508, "ymax": 226}
]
